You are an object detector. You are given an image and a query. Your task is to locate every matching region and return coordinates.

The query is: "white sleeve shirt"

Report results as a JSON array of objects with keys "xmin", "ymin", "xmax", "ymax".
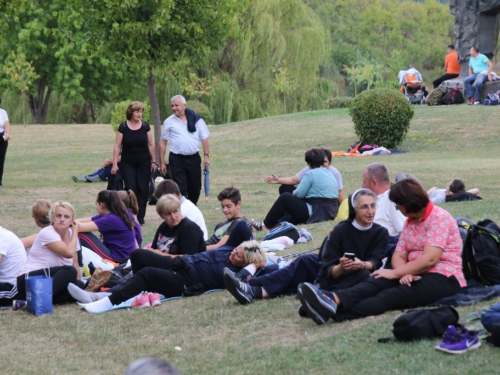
[
  {"xmin": 0, "ymin": 108, "xmax": 9, "ymax": 133},
  {"xmin": 374, "ymin": 190, "xmax": 406, "ymax": 237},
  {"xmin": 161, "ymin": 114, "xmax": 210, "ymax": 155}
]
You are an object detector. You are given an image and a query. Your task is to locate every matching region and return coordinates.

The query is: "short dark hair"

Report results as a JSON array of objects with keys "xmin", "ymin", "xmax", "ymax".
[
  {"xmin": 217, "ymin": 187, "xmax": 241, "ymax": 205},
  {"xmin": 471, "ymin": 46, "xmax": 479, "ymax": 53},
  {"xmin": 304, "ymin": 148, "xmax": 325, "ymax": 169},
  {"xmin": 321, "ymin": 148, "xmax": 332, "ymax": 164},
  {"xmin": 447, "ymin": 44, "xmax": 455, "ymax": 50},
  {"xmin": 389, "ymin": 178, "xmax": 429, "ymax": 214},
  {"xmin": 154, "ymin": 180, "xmax": 181, "ymax": 199},
  {"xmin": 449, "ymin": 179, "xmax": 465, "ymax": 194}
]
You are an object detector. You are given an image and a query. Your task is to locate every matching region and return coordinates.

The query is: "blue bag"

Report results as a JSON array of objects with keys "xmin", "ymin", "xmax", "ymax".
[
  {"xmin": 264, "ymin": 221, "xmax": 300, "ymax": 243},
  {"xmin": 26, "ymin": 269, "xmax": 53, "ymax": 316}
]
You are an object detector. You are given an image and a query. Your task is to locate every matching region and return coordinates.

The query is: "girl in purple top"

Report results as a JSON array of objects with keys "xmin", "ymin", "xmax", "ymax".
[{"xmin": 77, "ymin": 191, "xmax": 140, "ymax": 260}]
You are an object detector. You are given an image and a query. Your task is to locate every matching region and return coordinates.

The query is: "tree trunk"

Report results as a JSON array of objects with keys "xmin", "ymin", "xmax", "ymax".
[
  {"xmin": 147, "ymin": 67, "xmax": 162, "ymax": 162},
  {"xmin": 283, "ymin": 93, "xmax": 287, "ymax": 114},
  {"xmin": 28, "ymin": 77, "xmax": 52, "ymax": 123},
  {"xmin": 22, "ymin": 90, "xmax": 26, "ymax": 125}
]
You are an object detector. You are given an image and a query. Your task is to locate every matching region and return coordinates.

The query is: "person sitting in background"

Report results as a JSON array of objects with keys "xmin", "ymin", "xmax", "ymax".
[
  {"xmin": 15, "ymin": 202, "xmax": 83, "ymax": 305},
  {"xmin": 264, "ymin": 148, "xmax": 344, "ymax": 203},
  {"xmin": 223, "ymin": 189, "xmax": 388, "ymax": 307},
  {"xmin": 251, "ymin": 148, "xmax": 339, "ymax": 231},
  {"xmin": 205, "ymin": 187, "xmax": 253, "ymax": 251},
  {"xmin": 463, "ymin": 46, "xmax": 493, "ymax": 105},
  {"xmin": 154, "ymin": 179, "xmax": 208, "ymax": 240},
  {"xmin": 146, "ymin": 194, "xmax": 206, "ymax": 257},
  {"xmin": 76, "ymin": 190, "xmax": 141, "ymax": 261},
  {"xmin": 298, "ymin": 178, "xmax": 465, "ymax": 325},
  {"xmin": 21, "ymin": 199, "xmax": 52, "ymax": 249},
  {"xmin": 72, "ymin": 156, "xmax": 121, "ymax": 183},
  {"xmin": 427, "ymin": 179, "xmax": 481, "ymax": 203},
  {"xmin": 0, "ymin": 226, "xmax": 27, "ymax": 307},
  {"xmin": 432, "ymin": 44, "xmax": 461, "ymax": 88},
  {"xmin": 68, "ymin": 240, "xmax": 268, "ymax": 313}
]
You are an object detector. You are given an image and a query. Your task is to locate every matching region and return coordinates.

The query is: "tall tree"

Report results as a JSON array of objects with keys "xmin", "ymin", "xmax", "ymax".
[{"xmin": 78, "ymin": 0, "xmax": 243, "ymax": 159}]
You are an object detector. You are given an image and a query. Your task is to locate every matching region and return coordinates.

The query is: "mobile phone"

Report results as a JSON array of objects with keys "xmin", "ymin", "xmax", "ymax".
[{"xmin": 345, "ymin": 252, "xmax": 355, "ymax": 260}]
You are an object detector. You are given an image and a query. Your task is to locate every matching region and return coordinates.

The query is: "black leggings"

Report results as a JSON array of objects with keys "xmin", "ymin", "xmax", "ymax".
[
  {"xmin": 78, "ymin": 232, "xmax": 114, "ymax": 261},
  {"xmin": 120, "ymin": 160, "xmax": 150, "ymax": 224},
  {"xmin": 263, "ymin": 192, "xmax": 309, "ymax": 228},
  {"xmin": 16, "ymin": 266, "xmax": 82, "ymax": 304},
  {"xmin": 333, "ymin": 273, "xmax": 461, "ymax": 322},
  {"xmin": 433, "ymin": 73, "xmax": 459, "ymax": 88},
  {"xmin": 109, "ymin": 250, "xmax": 190, "ymax": 305}
]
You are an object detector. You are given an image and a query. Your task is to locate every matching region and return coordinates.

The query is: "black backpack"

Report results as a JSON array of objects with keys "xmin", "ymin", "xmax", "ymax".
[
  {"xmin": 263, "ymin": 221, "xmax": 300, "ymax": 243},
  {"xmin": 440, "ymin": 87, "xmax": 464, "ymax": 105},
  {"xmin": 392, "ymin": 307, "xmax": 459, "ymax": 341},
  {"xmin": 462, "ymin": 219, "xmax": 500, "ymax": 285}
]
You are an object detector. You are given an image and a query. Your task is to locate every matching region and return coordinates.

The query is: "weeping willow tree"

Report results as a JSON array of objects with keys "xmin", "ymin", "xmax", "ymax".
[{"xmin": 207, "ymin": 0, "xmax": 334, "ymax": 123}]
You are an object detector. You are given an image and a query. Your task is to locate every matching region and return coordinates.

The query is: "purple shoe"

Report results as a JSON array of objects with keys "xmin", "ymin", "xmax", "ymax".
[{"xmin": 435, "ymin": 325, "xmax": 481, "ymax": 354}]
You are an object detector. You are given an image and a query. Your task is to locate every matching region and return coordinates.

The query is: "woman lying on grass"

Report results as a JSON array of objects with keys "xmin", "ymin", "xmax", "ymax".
[
  {"xmin": 298, "ymin": 178, "xmax": 465, "ymax": 325},
  {"xmin": 68, "ymin": 240, "xmax": 269, "ymax": 313}
]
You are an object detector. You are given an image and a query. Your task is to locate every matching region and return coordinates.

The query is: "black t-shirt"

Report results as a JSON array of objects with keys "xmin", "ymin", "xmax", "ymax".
[
  {"xmin": 205, "ymin": 217, "xmax": 244, "ymax": 246},
  {"xmin": 152, "ymin": 217, "xmax": 206, "ymax": 255},
  {"xmin": 446, "ymin": 192, "xmax": 482, "ymax": 203},
  {"xmin": 118, "ymin": 120, "xmax": 151, "ymax": 165},
  {"xmin": 318, "ymin": 221, "xmax": 388, "ymax": 289}
]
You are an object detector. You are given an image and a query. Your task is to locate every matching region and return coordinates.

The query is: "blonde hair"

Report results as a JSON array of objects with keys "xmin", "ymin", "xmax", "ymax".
[
  {"xmin": 31, "ymin": 199, "xmax": 52, "ymax": 225},
  {"xmin": 156, "ymin": 194, "xmax": 181, "ymax": 216},
  {"xmin": 49, "ymin": 201, "xmax": 75, "ymax": 223},
  {"xmin": 240, "ymin": 240, "xmax": 266, "ymax": 266}
]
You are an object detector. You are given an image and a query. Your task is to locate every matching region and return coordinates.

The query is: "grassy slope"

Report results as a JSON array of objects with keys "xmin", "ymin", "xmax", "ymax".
[{"xmin": 0, "ymin": 105, "xmax": 499, "ymax": 374}]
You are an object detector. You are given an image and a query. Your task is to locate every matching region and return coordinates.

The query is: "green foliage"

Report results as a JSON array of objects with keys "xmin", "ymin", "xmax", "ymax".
[
  {"xmin": 186, "ymin": 100, "xmax": 213, "ymax": 125},
  {"xmin": 110, "ymin": 101, "xmax": 150, "ymax": 133},
  {"xmin": 325, "ymin": 97, "xmax": 354, "ymax": 109},
  {"xmin": 349, "ymin": 88, "xmax": 414, "ymax": 148},
  {"xmin": 272, "ymin": 60, "xmax": 298, "ymax": 114}
]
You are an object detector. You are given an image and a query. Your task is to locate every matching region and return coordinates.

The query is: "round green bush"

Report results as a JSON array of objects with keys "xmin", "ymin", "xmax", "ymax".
[
  {"xmin": 186, "ymin": 100, "xmax": 213, "ymax": 124},
  {"xmin": 110, "ymin": 100, "xmax": 150, "ymax": 132},
  {"xmin": 348, "ymin": 89, "xmax": 414, "ymax": 149}
]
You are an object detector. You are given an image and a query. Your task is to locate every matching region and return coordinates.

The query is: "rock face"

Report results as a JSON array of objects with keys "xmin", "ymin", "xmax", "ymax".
[{"xmin": 450, "ymin": 0, "xmax": 500, "ymax": 74}]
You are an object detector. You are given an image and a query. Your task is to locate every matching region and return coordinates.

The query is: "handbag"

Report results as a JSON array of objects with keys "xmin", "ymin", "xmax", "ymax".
[{"xmin": 25, "ymin": 268, "xmax": 53, "ymax": 316}]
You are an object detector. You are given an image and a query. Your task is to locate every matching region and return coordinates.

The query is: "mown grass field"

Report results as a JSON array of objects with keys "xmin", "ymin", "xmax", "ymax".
[{"xmin": 0, "ymin": 105, "xmax": 499, "ymax": 374}]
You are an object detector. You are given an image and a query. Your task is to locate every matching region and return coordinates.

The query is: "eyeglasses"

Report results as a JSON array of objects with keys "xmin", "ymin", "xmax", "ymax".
[
  {"xmin": 243, "ymin": 245, "xmax": 258, "ymax": 253},
  {"xmin": 356, "ymin": 203, "xmax": 376, "ymax": 211}
]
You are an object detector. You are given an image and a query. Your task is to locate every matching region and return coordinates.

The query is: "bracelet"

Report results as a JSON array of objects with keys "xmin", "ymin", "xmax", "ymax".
[{"xmin": 204, "ymin": 153, "xmax": 209, "ymax": 157}]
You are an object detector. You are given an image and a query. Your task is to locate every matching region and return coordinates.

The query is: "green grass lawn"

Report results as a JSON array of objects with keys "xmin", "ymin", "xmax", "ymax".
[{"xmin": 1, "ymin": 105, "xmax": 499, "ymax": 374}]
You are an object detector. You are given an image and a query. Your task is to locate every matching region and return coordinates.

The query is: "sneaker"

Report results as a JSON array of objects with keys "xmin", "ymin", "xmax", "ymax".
[
  {"xmin": 468, "ymin": 96, "xmax": 474, "ymax": 105},
  {"xmin": 86, "ymin": 175, "xmax": 104, "ymax": 182},
  {"xmin": 72, "ymin": 176, "xmax": 87, "ymax": 183},
  {"xmin": 148, "ymin": 293, "xmax": 161, "ymax": 307},
  {"xmin": 131, "ymin": 292, "xmax": 151, "ymax": 309},
  {"xmin": 435, "ymin": 325, "xmax": 481, "ymax": 354},
  {"xmin": 249, "ymin": 219, "xmax": 264, "ymax": 231},
  {"xmin": 473, "ymin": 101, "xmax": 480, "ymax": 105},
  {"xmin": 223, "ymin": 267, "xmax": 254, "ymax": 305},
  {"xmin": 301, "ymin": 283, "xmax": 337, "ymax": 323},
  {"xmin": 297, "ymin": 283, "xmax": 327, "ymax": 325}
]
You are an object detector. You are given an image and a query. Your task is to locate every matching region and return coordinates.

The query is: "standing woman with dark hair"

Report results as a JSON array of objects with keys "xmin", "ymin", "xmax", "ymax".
[
  {"xmin": 0, "ymin": 97, "xmax": 11, "ymax": 187},
  {"xmin": 299, "ymin": 178, "xmax": 465, "ymax": 325},
  {"xmin": 251, "ymin": 148, "xmax": 339, "ymax": 230},
  {"xmin": 77, "ymin": 190, "xmax": 141, "ymax": 261},
  {"xmin": 111, "ymin": 101, "xmax": 156, "ymax": 225}
]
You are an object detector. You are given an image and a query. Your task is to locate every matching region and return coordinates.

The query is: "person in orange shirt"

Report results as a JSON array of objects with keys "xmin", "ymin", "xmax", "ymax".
[{"xmin": 433, "ymin": 45, "xmax": 461, "ymax": 88}]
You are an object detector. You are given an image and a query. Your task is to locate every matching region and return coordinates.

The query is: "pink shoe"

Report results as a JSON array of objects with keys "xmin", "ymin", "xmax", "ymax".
[
  {"xmin": 131, "ymin": 292, "xmax": 151, "ymax": 309},
  {"xmin": 149, "ymin": 293, "xmax": 161, "ymax": 307}
]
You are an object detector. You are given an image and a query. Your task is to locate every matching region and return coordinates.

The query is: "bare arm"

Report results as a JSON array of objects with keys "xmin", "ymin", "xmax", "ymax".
[
  {"xmin": 159, "ymin": 140, "xmax": 168, "ymax": 175},
  {"xmin": 75, "ymin": 217, "xmax": 93, "ymax": 224},
  {"xmin": 45, "ymin": 224, "xmax": 80, "ymax": 259},
  {"xmin": 206, "ymin": 234, "xmax": 229, "ymax": 251},
  {"xmin": 487, "ymin": 60, "xmax": 493, "ymax": 80},
  {"xmin": 111, "ymin": 132, "xmax": 123, "ymax": 175},
  {"xmin": 21, "ymin": 233, "xmax": 38, "ymax": 249},
  {"xmin": 77, "ymin": 221, "xmax": 99, "ymax": 232},
  {"xmin": 3, "ymin": 121, "xmax": 10, "ymax": 141},
  {"xmin": 202, "ymin": 138, "xmax": 210, "ymax": 167},
  {"xmin": 147, "ymin": 130, "xmax": 156, "ymax": 171},
  {"xmin": 338, "ymin": 189, "xmax": 344, "ymax": 204},
  {"xmin": 263, "ymin": 175, "xmax": 300, "ymax": 185}
]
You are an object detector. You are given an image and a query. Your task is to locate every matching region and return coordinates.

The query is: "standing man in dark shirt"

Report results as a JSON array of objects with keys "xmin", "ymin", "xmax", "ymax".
[{"xmin": 159, "ymin": 95, "xmax": 210, "ymax": 205}]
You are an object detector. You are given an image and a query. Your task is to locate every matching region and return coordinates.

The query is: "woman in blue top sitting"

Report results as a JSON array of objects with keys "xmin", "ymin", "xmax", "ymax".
[
  {"xmin": 251, "ymin": 148, "xmax": 338, "ymax": 231},
  {"xmin": 77, "ymin": 190, "xmax": 141, "ymax": 261}
]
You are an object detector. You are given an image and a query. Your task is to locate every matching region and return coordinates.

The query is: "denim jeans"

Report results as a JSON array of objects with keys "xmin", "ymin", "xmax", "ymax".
[{"xmin": 463, "ymin": 73, "xmax": 488, "ymax": 101}]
